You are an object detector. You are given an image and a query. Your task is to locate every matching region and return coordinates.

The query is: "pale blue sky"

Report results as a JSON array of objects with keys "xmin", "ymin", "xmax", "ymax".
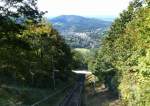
[{"xmin": 37, "ymin": 0, "xmax": 132, "ymax": 18}]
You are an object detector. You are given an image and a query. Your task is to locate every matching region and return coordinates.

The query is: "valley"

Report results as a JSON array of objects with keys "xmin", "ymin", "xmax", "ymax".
[
  {"xmin": 50, "ymin": 15, "xmax": 112, "ymax": 48},
  {"xmin": 0, "ymin": 0, "xmax": 150, "ymax": 106}
]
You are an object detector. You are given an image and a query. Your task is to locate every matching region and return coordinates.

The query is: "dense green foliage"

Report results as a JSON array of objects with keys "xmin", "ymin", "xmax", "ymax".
[
  {"xmin": 71, "ymin": 48, "xmax": 90, "ymax": 69},
  {"xmin": 90, "ymin": 0, "xmax": 150, "ymax": 105},
  {"xmin": 0, "ymin": 0, "xmax": 73, "ymax": 88}
]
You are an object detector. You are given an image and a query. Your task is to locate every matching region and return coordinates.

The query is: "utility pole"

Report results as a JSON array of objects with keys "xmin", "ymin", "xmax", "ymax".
[
  {"xmin": 52, "ymin": 55, "xmax": 56, "ymax": 90},
  {"xmin": 52, "ymin": 70, "xmax": 56, "ymax": 90},
  {"xmin": 93, "ymin": 76, "xmax": 96, "ymax": 93}
]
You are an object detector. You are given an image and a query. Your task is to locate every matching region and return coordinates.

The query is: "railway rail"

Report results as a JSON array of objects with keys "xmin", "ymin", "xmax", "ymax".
[{"xmin": 59, "ymin": 74, "xmax": 85, "ymax": 106}]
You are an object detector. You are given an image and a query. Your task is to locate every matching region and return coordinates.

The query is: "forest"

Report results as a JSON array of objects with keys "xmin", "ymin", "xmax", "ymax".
[
  {"xmin": 0, "ymin": 0, "xmax": 77, "ymax": 105},
  {"xmin": 0, "ymin": 0, "xmax": 150, "ymax": 106},
  {"xmin": 0, "ymin": 0, "xmax": 76, "ymax": 86},
  {"xmin": 89, "ymin": 0, "xmax": 150, "ymax": 105}
]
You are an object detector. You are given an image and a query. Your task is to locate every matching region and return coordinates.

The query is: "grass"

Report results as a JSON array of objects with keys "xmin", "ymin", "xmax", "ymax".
[
  {"xmin": 0, "ymin": 81, "xmax": 74, "ymax": 106},
  {"xmin": 74, "ymin": 48, "xmax": 90, "ymax": 54},
  {"xmin": 38, "ymin": 87, "xmax": 71, "ymax": 106}
]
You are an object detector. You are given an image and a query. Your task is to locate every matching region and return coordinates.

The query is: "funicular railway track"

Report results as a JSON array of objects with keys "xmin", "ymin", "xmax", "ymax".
[{"xmin": 59, "ymin": 74, "xmax": 85, "ymax": 106}]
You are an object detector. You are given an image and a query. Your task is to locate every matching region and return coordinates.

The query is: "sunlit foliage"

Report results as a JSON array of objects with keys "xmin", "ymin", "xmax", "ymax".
[{"xmin": 92, "ymin": 0, "xmax": 150, "ymax": 105}]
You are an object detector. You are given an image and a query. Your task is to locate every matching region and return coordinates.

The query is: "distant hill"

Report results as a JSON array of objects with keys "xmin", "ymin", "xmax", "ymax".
[
  {"xmin": 49, "ymin": 15, "xmax": 112, "ymax": 48},
  {"xmin": 50, "ymin": 15, "xmax": 111, "ymax": 32}
]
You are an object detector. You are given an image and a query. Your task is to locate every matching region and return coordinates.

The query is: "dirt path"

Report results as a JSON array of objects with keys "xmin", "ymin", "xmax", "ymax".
[{"xmin": 85, "ymin": 84, "xmax": 123, "ymax": 106}]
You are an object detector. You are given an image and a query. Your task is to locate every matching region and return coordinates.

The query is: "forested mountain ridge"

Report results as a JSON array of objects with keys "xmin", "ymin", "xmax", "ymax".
[
  {"xmin": 49, "ymin": 15, "xmax": 112, "ymax": 48},
  {"xmin": 50, "ymin": 15, "xmax": 111, "ymax": 32}
]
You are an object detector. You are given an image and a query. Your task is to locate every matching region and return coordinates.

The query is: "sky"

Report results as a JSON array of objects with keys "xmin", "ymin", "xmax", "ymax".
[{"xmin": 37, "ymin": 0, "xmax": 132, "ymax": 18}]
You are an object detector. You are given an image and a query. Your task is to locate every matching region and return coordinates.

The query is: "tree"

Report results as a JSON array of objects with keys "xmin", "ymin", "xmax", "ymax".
[
  {"xmin": 92, "ymin": 0, "xmax": 150, "ymax": 105},
  {"xmin": 0, "ymin": 0, "xmax": 73, "ymax": 88}
]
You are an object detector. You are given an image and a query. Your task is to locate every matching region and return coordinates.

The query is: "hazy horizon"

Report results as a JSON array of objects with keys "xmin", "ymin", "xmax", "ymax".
[
  {"xmin": 47, "ymin": 14, "xmax": 116, "ymax": 18},
  {"xmin": 48, "ymin": 15, "xmax": 116, "ymax": 21},
  {"xmin": 38, "ymin": 0, "xmax": 132, "ymax": 18}
]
